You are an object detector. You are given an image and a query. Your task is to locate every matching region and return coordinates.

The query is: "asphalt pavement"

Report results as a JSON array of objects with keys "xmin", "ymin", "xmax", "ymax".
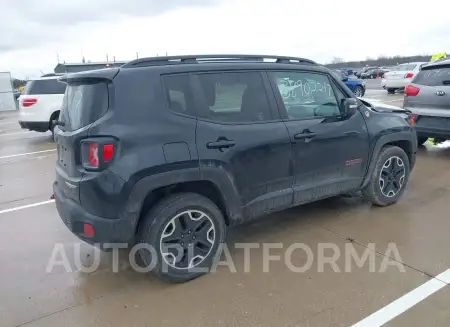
[{"xmin": 1, "ymin": 88, "xmax": 450, "ymax": 327}]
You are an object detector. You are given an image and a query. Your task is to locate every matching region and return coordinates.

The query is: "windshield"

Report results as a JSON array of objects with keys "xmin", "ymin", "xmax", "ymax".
[
  {"xmin": 413, "ymin": 66, "xmax": 450, "ymax": 86},
  {"xmin": 23, "ymin": 79, "xmax": 66, "ymax": 95},
  {"xmin": 394, "ymin": 64, "xmax": 417, "ymax": 71}
]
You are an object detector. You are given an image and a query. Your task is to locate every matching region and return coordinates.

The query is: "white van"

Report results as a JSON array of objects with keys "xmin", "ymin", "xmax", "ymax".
[{"xmin": 18, "ymin": 74, "xmax": 66, "ymax": 137}]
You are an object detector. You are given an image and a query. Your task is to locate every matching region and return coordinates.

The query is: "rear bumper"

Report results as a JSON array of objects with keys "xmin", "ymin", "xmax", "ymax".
[
  {"xmin": 53, "ymin": 181, "xmax": 136, "ymax": 245},
  {"xmin": 19, "ymin": 121, "xmax": 49, "ymax": 132},
  {"xmin": 415, "ymin": 127, "xmax": 450, "ymax": 139},
  {"xmin": 384, "ymin": 79, "xmax": 411, "ymax": 89}
]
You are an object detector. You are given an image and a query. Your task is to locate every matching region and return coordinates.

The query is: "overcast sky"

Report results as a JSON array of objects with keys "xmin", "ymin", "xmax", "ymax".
[{"xmin": 2, "ymin": 0, "xmax": 450, "ymax": 79}]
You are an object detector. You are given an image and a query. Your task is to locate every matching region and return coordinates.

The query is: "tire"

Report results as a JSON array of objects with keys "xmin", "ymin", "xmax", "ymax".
[
  {"xmin": 417, "ymin": 137, "xmax": 428, "ymax": 147},
  {"xmin": 387, "ymin": 88, "xmax": 396, "ymax": 94},
  {"xmin": 362, "ymin": 146, "xmax": 410, "ymax": 207},
  {"xmin": 137, "ymin": 193, "xmax": 226, "ymax": 283},
  {"xmin": 50, "ymin": 113, "xmax": 59, "ymax": 142},
  {"xmin": 354, "ymin": 86, "xmax": 364, "ymax": 97}
]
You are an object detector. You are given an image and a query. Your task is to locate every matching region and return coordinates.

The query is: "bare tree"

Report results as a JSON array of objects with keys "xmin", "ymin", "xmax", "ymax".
[{"xmin": 331, "ymin": 57, "xmax": 345, "ymax": 64}]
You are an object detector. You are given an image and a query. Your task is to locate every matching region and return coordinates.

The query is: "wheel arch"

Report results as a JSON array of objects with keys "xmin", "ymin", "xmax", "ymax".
[
  {"xmin": 361, "ymin": 132, "xmax": 415, "ymax": 188},
  {"xmin": 124, "ymin": 168, "xmax": 243, "ymax": 238}
]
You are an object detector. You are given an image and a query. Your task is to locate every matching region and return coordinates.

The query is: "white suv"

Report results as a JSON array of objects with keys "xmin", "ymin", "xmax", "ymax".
[
  {"xmin": 18, "ymin": 74, "xmax": 66, "ymax": 137},
  {"xmin": 381, "ymin": 62, "xmax": 428, "ymax": 94}
]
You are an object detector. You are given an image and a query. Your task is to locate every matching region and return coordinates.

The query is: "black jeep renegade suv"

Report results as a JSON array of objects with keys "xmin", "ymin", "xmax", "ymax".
[{"xmin": 53, "ymin": 54, "xmax": 417, "ymax": 282}]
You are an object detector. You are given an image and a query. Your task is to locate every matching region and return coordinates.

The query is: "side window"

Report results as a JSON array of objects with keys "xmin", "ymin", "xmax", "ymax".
[
  {"xmin": 195, "ymin": 72, "xmax": 273, "ymax": 123},
  {"xmin": 162, "ymin": 74, "xmax": 193, "ymax": 115},
  {"xmin": 270, "ymin": 71, "xmax": 340, "ymax": 120}
]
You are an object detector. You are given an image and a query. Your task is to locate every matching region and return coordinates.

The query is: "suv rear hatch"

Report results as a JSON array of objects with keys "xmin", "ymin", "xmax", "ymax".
[
  {"xmin": 403, "ymin": 63, "xmax": 450, "ymax": 131},
  {"xmin": 55, "ymin": 70, "xmax": 116, "ymax": 204}
]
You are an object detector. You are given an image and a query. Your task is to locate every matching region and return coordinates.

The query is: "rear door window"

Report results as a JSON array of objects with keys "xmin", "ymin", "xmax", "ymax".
[
  {"xmin": 413, "ymin": 66, "xmax": 450, "ymax": 86},
  {"xmin": 23, "ymin": 79, "xmax": 66, "ymax": 95},
  {"xmin": 193, "ymin": 71, "xmax": 273, "ymax": 123},
  {"xmin": 59, "ymin": 82, "xmax": 109, "ymax": 131}
]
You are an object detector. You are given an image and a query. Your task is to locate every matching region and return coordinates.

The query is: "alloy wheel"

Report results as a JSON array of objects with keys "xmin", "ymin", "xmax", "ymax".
[
  {"xmin": 379, "ymin": 156, "xmax": 406, "ymax": 197},
  {"xmin": 159, "ymin": 210, "xmax": 215, "ymax": 269}
]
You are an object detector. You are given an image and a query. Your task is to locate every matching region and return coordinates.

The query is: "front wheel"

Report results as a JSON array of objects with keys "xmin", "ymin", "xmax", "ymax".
[
  {"xmin": 354, "ymin": 86, "xmax": 364, "ymax": 97},
  {"xmin": 137, "ymin": 193, "xmax": 226, "ymax": 283},
  {"xmin": 362, "ymin": 146, "xmax": 410, "ymax": 206}
]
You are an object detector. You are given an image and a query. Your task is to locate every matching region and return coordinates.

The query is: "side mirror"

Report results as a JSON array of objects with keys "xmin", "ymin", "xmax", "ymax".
[{"xmin": 342, "ymin": 98, "xmax": 358, "ymax": 116}]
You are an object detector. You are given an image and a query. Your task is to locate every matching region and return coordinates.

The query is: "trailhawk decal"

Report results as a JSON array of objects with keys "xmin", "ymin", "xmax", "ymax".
[{"xmin": 345, "ymin": 158, "xmax": 363, "ymax": 166}]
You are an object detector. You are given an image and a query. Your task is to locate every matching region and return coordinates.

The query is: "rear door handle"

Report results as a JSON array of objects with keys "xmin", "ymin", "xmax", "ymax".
[
  {"xmin": 206, "ymin": 140, "xmax": 236, "ymax": 150},
  {"xmin": 294, "ymin": 132, "xmax": 317, "ymax": 140}
]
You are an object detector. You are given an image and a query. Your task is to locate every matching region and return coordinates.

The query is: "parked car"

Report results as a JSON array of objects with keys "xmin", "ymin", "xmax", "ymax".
[
  {"xmin": 402, "ymin": 58, "xmax": 450, "ymax": 146},
  {"xmin": 18, "ymin": 74, "xmax": 66, "ymax": 138},
  {"xmin": 53, "ymin": 54, "xmax": 417, "ymax": 283},
  {"xmin": 355, "ymin": 66, "xmax": 378, "ymax": 78},
  {"xmin": 332, "ymin": 69, "xmax": 366, "ymax": 97},
  {"xmin": 382, "ymin": 62, "xmax": 428, "ymax": 94},
  {"xmin": 361, "ymin": 68, "xmax": 389, "ymax": 79}
]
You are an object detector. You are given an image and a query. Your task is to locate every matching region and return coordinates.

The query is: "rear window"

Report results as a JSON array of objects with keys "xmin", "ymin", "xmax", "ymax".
[
  {"xmin": 413, "ymin": 66, "xmax": 450, "ymax": 86},
  {"xmin": 394, "ymin": 64, "xmax": 416, "ymax": 71},
  {"xmin": 59, "ymin": 82, "xmax": 109, "ymax": 131},
  {"xmin": 23, "ymin": 79, "xmax": 66, "ymax": 95}
]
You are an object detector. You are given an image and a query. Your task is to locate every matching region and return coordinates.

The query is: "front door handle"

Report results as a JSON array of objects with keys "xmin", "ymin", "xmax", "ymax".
[
  {"xmin": 294, "ymin": 132, "xmax": 317, "ymax": 140},
  {"xmin": 206, "ymin": 139, "xmax": 236, "ymax": 150}
]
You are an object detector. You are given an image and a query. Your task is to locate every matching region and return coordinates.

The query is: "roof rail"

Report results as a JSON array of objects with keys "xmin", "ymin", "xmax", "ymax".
[
  {"xmin": 122, "ymin": 54, "xmax": 317, "ymax": 68},
  {"xmin": 41, "ymin": 73, "xmax": 64, "ymax": 77}
]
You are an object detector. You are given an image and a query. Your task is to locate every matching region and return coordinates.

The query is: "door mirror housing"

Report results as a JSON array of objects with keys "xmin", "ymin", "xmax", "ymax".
[{"xmin": 342, "ymin": 98, "xmax": 359, "ymax": 116}]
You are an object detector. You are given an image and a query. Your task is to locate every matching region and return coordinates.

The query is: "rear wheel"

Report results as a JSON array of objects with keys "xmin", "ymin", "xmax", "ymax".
[
  {"xmin": 49, "ymin": 113, "xmax": 59, "ymax": 142},
  {"xmin": 387, "ymin": 88, "xmax": 396, "ymax": 94},
  {"xmin": 362, "ymin": 146, "xmax": 410, "ymax": 207},
  {"xmin": 137, "ymin": 193, "xmax": 226, "ymax": 283}
]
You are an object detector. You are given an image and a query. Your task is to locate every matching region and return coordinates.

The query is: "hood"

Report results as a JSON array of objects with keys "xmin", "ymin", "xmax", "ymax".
[{"xmin": 358, "ymin": 97, "xmax": 411, "ymax": 114}]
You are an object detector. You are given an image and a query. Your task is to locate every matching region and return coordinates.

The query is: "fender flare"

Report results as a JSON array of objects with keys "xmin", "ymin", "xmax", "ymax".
[
  {"xmin": 122, "ymin": 167, "xmax": 243, "ymax": 230},
  {"xmin": 361, "ymin": 131, "xmax": 415, "ymax": 188}
]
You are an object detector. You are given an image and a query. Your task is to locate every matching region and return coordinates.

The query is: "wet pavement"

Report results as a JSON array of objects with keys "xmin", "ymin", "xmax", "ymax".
[{"xmin": 1, "ymin": 91, "xmax": 450, "ymax": 327}]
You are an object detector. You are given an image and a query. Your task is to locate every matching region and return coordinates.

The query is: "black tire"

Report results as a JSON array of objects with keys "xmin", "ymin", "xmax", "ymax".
[
  {"xmin": 387, "ymin": 88, "xmax": 396, "ymax": 94},
  {"xmin": 354, "ymin": 86, "xmax": 364, "ymax": 97},
  {"xmin": 362, "ymin": 146, "xmax": 410, "ymax": 207},
  {"xmin": 417, "ymin": 137, "xmax": 428, "ymax": 147},
  {"xmin": 137, "ymin": 193, "xmax": 226, "ymax": 283},
  {"xmin": 50, "ymin": 113, "xmax": 59, "ymax": 142}
]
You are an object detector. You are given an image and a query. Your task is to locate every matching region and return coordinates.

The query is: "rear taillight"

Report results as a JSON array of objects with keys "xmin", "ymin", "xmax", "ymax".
[
  {"xmin": 82, "ymin": 140, "xmax": 116, "ymax": 170},
  {"xmin": 404, "ymin": 72, "xmax": 414, "ymax": 79},
  {"xmin": 103, "ymin": 144, "xmax": 114, "ymax": 162},
  {"xmin": 405, "ymin": 84, "xmax": 420, "ymax": 97},
  {"xmin": 22, "ymin": 98, "xmax": 37, "ymax": 107},
  {"xmin": 88, "ymin": 143, "xmax": 99, "ymax": 167}
]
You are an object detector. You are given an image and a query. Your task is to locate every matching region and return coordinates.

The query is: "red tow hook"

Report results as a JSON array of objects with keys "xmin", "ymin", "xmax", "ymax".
[{"xmin": 50, "ymin": 194, "xmax": 55, "ymax": 200}]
